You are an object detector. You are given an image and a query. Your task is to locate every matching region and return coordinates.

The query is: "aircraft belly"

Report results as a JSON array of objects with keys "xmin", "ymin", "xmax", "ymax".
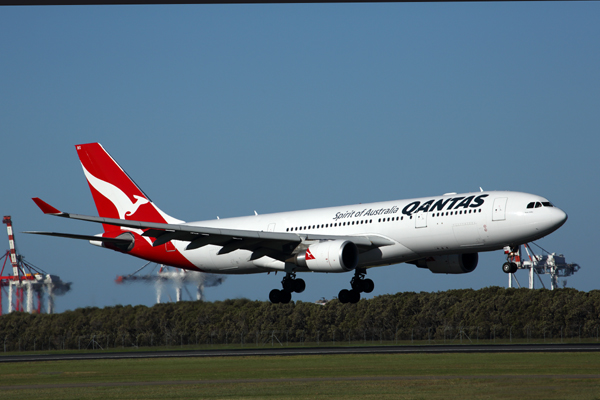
[
  {"xmin": 359, "ymin": 242, "xmax": 418, "ymax": 267},
  {"xmin": 175, "ymin": 243, "xmax": 264, "ymax": 274},
  {"xmin": 396, "ymin": 223, "xmax": 457, "ymax": 254}
]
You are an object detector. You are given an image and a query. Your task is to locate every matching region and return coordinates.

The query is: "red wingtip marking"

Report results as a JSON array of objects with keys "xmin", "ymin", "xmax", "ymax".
[{"xmin": 32, "ymin": 198, "xmax": 62, "ymax": 214}]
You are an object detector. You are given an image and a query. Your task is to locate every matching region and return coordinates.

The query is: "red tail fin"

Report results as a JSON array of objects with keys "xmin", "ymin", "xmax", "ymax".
[{"xmin": 76, "ymin": 143, "xmax": 181, "ymax": 231}]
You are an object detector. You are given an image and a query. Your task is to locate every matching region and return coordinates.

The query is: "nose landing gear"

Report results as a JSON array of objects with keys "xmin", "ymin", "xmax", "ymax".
[
  {"xmin": 269, "ymin": 272, "xmax": 305, "ymax": 304},
  {"xmin": 502, "ymin": 246, "xmax": 519, "ymax": 274},
  {"xmin": 338, "ymin": 268, "xmax": 373, "ymax": 304}
]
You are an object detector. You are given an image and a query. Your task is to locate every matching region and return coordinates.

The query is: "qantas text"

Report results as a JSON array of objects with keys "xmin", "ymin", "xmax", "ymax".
[
  {"xmin": 332, "ymin": 194, "xmax": 489, "ymax": 221},
  {"xmin": 402, "ymin": 194, "xmax": 489, "ymax": 216}
]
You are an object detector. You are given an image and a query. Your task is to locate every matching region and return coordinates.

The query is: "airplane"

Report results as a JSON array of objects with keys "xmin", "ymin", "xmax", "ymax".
[{"xmin": 27, "ymin": 143, "xmax": 568, "ymax": 304}]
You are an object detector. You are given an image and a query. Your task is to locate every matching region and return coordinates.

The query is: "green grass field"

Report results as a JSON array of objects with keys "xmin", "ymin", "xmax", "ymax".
[{"xmin": 2, "ymin": 352, "xmax": 600, "ymax": 399}]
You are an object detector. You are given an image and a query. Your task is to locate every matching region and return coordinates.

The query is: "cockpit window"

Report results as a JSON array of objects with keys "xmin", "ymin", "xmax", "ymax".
[{"xmin": 527, "ymin": 201, "xmax": 554, "ymax": 209}]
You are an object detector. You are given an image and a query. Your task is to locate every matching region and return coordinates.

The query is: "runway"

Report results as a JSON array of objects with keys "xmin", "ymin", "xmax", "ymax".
[{"xmin": 1, "ymin": 343, "xmax": 599, "ymax": 363}]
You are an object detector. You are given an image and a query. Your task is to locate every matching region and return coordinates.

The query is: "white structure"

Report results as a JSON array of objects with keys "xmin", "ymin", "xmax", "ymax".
[
  {"xmin": 116, "ymin": 263, "xmax": 225, "ymax": 303},
  {"xmin": 2, "ymin": 273, "xmax": 70, "ymax": 314},
  {"xmin": 504, "ymin": 244, "xmax": 580, "ymax": 290}
]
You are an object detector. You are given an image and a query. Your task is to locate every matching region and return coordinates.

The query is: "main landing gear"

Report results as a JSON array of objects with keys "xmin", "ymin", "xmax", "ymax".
[
  {"xmin": 338, "ymin": 268, "xmax": 374, "ymax": 304},
  {"xmin": 269, "ymin": 272, "xmax": 305, "ymax": 304}
]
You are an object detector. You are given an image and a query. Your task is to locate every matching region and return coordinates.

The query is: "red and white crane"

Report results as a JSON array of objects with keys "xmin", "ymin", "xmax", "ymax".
[{"xmin": 1, "ymin": 216, "xmax": 71, "ymax": 314}]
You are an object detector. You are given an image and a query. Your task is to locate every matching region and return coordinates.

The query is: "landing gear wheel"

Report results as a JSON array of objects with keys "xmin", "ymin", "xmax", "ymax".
[
  {"xmin": 349, "ymin": 289, "xmax": 361, "ymax": 304},
  {"xmin": 502, "ymin": 262, "xmax": 512, "ymax": 273},
  {"xmin": 294, "ymin": 278, "xmax": 306, "ymax": 293},
  {"xmin": 339, "ymin": 289, "xmax": 350, "ymax": 304},
  {"xmin": 280, "ymin": 290, "xmax": 292, "ymax": 304},
  {"xmin": 269, "ymin": 289, "xmax": 282, "ymax": 303},
  {"xmin": 362, "ymin": 279, "xmax": 374, "ymax": 293},
  {"xmin": 509, "ymin": 262, "xmax": 518, "ymax": 273},
  {"xmin": 282, "ymin": 278, "xmax": 295, "ymax": 292}
]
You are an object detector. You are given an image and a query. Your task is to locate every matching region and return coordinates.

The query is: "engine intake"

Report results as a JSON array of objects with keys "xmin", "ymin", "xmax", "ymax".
[
  {"xmin": 295, "ymin": 240, "xmax": 358, "ymax": 273},
  {"xmin": 412, "ymin": 253, "xmax": 478, "ymax": 274}
]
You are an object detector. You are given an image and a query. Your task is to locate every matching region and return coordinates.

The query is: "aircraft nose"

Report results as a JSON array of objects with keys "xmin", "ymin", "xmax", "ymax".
[{"xmin": 554, "ymin": 207, "xmax": 568, "ymax": 228}]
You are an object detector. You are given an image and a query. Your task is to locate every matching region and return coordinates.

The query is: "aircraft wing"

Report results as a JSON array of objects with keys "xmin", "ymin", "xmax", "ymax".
[{"xmin": 29, "ymin": 198, "xmax": 394, "ymax": 260}]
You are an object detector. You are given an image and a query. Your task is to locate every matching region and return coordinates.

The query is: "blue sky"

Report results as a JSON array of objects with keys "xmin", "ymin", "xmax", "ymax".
[{"xmin": 1, "ymin": 3, "xmax": 599, "ymax": 313}]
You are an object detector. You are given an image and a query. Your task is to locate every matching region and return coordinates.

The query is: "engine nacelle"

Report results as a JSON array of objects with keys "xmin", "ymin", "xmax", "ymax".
[
  {"xmin": 295, "ymin": 240, "xmax": 358, "ymax": 273},
  {"xmin": 413, "ymin": 253, "xmax": 478, "ymax": 274}
]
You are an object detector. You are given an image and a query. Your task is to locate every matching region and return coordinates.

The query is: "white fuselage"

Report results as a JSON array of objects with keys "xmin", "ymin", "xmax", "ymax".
[{"xmin": 167, "ymin": 191, "xmax": 567, "ymax": 274}]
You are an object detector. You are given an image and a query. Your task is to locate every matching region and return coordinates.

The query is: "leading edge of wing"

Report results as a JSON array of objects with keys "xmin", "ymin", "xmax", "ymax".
[{"xmin": 31, "ymin": 198, "xmax": 388, "ymax": 248}]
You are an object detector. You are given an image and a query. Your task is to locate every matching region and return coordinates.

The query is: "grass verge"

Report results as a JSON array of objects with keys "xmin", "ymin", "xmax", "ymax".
[{"xmin": 1, "ymin": 352, "xmax": 599, "ymax": 399}]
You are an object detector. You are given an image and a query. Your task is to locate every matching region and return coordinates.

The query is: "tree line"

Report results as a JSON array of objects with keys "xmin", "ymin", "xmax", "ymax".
[{"xmin": 1, "ymin": 287, "xmax": 599, "ymax": 351}]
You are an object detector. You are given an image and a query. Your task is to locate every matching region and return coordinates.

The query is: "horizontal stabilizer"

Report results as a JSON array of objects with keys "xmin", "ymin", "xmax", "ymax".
[{"xmin": 24, "ymin": 231, "xmax": 132, "ymax": 244}]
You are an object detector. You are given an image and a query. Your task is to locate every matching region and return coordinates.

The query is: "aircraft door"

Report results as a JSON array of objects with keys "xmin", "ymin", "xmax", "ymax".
[
  {"xmin": 267, "ymin": 223, "xmax": 276, "ymax": 232},
  {"xmin": 492, "ymin": 197, "xmax": 507, "ymax": 221},
  {"xmin": 415, "ymin": 211, "xmax": 427, "ymax": 228}
]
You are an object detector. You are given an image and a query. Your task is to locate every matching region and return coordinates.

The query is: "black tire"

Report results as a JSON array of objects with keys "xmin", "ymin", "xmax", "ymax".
[
  {"xmin": 339, "ymin": 289, "xmax": 350, "ymax": 304},
  {"xmin": 294, "ymin": 278, "xmax": 306, "ymax": 293},
  {"xmin": 269, "ymin": 289, "xmax": 281, "ymax": 303},
  {"xmin": 349, "ymin": 289, "xmax": 361, "ymax": 303},
  {"xmin": 282, "ymin": 279, "xmax": 295, "ymax": 292},
  {"xmin": 510, "ymin": 262, "xmax": 518, "ymax": 274},
  {"xmin": 363, "ymin": 279, "xmax": 374, "ymax": 293},
  {"xmin": 502, "ymin": 262, "xmax": 512, "ymax": 274},
  {"xmin": 280, "ymin": 290, "xmax": 292, "ymax": 304}
]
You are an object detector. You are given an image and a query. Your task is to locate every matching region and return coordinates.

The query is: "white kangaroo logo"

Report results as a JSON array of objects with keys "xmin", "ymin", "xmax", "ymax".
[{"xmin": 81, "ymin": 164, "xmax": 150, "ymax": 219}]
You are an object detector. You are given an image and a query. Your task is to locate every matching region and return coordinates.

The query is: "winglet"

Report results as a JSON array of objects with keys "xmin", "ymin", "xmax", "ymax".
[{"xmin": 32, "ymin": 198, "xmax": 63, "ymax": 215}]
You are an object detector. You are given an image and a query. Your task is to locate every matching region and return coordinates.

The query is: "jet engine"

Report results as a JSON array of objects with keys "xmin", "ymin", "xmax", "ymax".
[
  {"xmin": 411, "ymin": 253, "xmax": 478, "ymax": 274},
  {"xmin": 294, "ymin": 240, "xmax": 358, "ymax": 273}
]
